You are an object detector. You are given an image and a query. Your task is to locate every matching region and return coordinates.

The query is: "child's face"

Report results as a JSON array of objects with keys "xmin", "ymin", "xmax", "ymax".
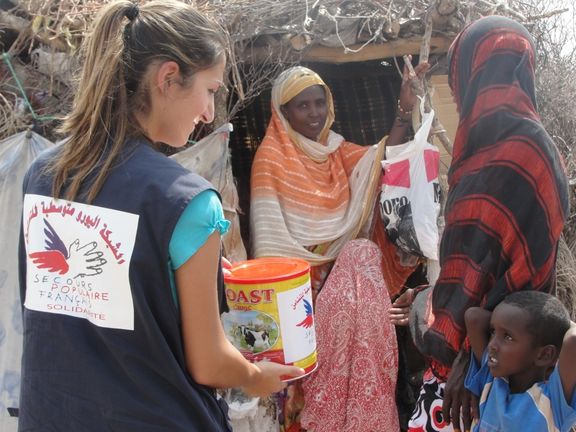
[{"xmin": 487, "ymin": 303, "xmax": 541, "ymax": 390}]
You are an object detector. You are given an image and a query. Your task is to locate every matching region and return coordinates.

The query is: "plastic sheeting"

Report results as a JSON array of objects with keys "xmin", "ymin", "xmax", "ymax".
[
  {"xmin": 171, "ymin": 124, "xmax": 247, "ymax": 263},
  {"xmin": 224, "ymin": 389, "xmax": 278, "ymax": 432},
  {"xmin": 0, "ymin": 131, "xmax": 54, "ymax": 432}
]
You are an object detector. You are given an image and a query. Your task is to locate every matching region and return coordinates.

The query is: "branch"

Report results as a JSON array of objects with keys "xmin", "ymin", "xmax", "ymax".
[{"xmin": 403, "ymin": 54, "xmax": 453, "ymax": 155}]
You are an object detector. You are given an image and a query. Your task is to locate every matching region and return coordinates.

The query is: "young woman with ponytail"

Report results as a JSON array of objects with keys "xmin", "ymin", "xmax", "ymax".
[{"xmin": 17, "ymin": 2, "xmax": 303, "ymax": 430}]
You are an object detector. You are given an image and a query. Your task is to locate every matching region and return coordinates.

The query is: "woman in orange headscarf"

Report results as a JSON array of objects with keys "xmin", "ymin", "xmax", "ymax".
[{"xmin": 250, "ymin": 61, "xmax": 428, "ymax": 431}]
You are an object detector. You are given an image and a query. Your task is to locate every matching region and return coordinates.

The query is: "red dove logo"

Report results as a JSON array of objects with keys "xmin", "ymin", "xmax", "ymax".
[
  {"xmin": 296, "ymin": 299, "xmax": 314, "ymax": 329},
  {"xmin": 28, "ymin": 219, "xmax": 107, "ymax": 278}
]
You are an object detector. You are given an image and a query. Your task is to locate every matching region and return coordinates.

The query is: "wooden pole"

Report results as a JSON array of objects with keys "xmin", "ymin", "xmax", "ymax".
[
  {"xmin": 403, "ymin": 54, "xmax": 453, "ymax": 155},
  {"xmin": 403, "ymin": 0, "xmax": 454, "ymax": 159}
]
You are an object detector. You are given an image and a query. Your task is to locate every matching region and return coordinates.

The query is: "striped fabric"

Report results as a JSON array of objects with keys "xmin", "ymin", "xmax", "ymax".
[
  {"xmin": 416, "ymin": 16, "xmax": 570, "ymax": 380},
  {"xmin": 250, "ymin": 67, "xmax": 385, "ymax": 265}
]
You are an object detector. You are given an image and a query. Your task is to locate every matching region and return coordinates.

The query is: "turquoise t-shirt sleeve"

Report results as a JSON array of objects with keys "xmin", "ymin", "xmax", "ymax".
[{"xmin": 169, "ymin": 189, "xmax": 230, "ymax": 270}]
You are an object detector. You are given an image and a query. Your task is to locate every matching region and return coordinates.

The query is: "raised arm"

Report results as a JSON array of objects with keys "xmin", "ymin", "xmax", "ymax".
[
  {"xmin": 176, "ymin": 232, "xmax": 304, "ymax": 396},
  {"xmin": 559, "ymin": 322, "xmax": 576, "ymax": 402},
  {"xmin": 464, "ymin": 307, "xmax": 492, "ymax": 363},
  {"xmin": 386, "ymin": 56, "xmax": 429, "ymax": 147}
]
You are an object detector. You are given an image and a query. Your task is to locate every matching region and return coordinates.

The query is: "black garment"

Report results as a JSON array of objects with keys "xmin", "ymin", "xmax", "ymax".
[{"xmin": 18, "ymin": 140, "xmax": 231, "ymax": 431}]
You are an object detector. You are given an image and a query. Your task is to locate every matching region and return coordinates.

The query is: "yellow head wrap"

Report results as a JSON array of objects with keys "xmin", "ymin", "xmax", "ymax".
[{"xmin": 272, "ymin": 66, "xmax": 335, "ymax": 145}]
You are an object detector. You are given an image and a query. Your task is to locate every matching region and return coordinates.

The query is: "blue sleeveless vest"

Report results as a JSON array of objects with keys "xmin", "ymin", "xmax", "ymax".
[{"xmin": 18, "ymin": 140, "xmax": 231, "ymax": 431}]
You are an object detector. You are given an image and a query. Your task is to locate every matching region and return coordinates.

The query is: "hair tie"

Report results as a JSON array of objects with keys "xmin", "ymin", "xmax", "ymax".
[{"xmin": 125, "ymin": 4, "xmax": 139, "ymax": 22}]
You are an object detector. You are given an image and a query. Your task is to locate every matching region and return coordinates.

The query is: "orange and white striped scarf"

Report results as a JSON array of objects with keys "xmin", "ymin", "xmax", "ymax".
[{"xmin": 250, "ymin": 67, "xmax": 385, "ymax": 265}]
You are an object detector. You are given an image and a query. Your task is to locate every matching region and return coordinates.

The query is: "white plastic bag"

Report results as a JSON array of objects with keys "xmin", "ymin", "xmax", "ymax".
[{"xmin": 380, "ymin": 101, "xmax": 441, "ymax": 260}]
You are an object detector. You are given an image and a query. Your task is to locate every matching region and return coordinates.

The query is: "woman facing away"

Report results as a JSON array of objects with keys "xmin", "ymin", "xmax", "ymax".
[
  {"xmin": 250, "ymin": 62, "xmax": 428, "ymax": 431},
  {"xmin": 408, "ymin": 16, "xmax": 569, "ymax": 432},
  {"xmin": 17, "ymin": 2, "xmax": 303, "ymax": 431}
]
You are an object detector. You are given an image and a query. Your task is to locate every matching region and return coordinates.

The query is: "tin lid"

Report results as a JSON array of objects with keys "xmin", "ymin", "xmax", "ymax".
[{"xmin": 224, "ymin": 257, "xmax": 310, "ymax": 284}]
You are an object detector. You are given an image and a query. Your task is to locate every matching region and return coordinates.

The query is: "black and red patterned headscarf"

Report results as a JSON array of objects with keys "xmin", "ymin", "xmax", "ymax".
[{"xmin": 414, "ymin": 16, "xmax": 569, "ymax": 380}]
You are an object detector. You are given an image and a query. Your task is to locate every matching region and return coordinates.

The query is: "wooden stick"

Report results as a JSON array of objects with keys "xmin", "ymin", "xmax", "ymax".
[
  {"xmin": 419, "ymin": 11, "xmax": 433, "ymax": 64},
  {"xmin": 401, "ymin": 0, "xmax": 453, "ymax": 155},
  {"xmin": 0, "ymin": 11, "xmax": 28, "ymax": 33},
  {"xmin": 430, "ymin": 0, "xmax": 459, "ymax": 28},
  {"xmin": 403, "ymin": 54, "xmax": 453, "ymax": 155}
]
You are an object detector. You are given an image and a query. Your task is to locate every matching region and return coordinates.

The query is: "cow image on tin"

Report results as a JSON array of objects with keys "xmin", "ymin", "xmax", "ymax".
[
  {"xmin": 221, "ymin": 310, "xmax": 280, "ymax": 355},
  {"xmin": 240, "ymin": 325, "xmax": 271, "ymax": 351}
]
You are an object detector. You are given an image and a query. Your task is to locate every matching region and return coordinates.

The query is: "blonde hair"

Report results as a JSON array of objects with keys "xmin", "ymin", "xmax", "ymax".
[{"xmin": 51, "ymin": 0, "xmax": 226, "ymax": 202}]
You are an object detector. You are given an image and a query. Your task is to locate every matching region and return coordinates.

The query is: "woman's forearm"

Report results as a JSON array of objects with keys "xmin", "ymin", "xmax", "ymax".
[
  {"xmin": 387, "ymin": 58, "xmax": 429, "ymax": 147},
  {"xmin": 176, "ymin": 234, "xmax": 258, "ymax": 388},
  {"xmin": 189, "ymin": 336, "xmax": 260, "ymax": 389},
  {"xmin": 176, "ymin": 233, "xmax": 303, "ymax": 394},
  {"xmin": 386, "ymin": 113, "xmax": 412, "ymax": 147}
]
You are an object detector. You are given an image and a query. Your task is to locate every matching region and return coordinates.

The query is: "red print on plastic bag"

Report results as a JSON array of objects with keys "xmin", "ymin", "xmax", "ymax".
[
  {"xmin": 382, "ymin": 158, "xmax": 410, "ymax": 188},
  {"xmin": 424, "ymin": 149, "xmax": 439, "ymax": 182}
]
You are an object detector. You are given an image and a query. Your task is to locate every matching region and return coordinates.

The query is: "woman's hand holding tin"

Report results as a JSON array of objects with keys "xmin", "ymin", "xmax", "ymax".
[{"xmin": 243, "ymin": 361, "xmax": 305, "ymax": 397}]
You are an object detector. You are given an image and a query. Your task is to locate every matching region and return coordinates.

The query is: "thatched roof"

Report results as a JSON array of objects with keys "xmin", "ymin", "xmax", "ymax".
[
  {"xmin": 2, "ymin": 0, "xmax": 538, "ymax": 60},
  {"xmin": 0, "ymin": 0, "xmax": 551, "ymax": 135},
  {"xmin": 208, "ymin": 0, "xmax": 535, "ymax": 60}
]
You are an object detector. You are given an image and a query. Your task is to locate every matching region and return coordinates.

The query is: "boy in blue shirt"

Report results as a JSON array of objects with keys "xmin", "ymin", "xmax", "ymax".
[{"xmin": 464, "ymin": 291, "xmax": 576, "ymax": 432}]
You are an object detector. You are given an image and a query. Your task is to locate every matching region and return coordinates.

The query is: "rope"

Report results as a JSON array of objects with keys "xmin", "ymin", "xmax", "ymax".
[{"xmin": 2, "ymin": 52, "xmax": 56, "ymax": 122}]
